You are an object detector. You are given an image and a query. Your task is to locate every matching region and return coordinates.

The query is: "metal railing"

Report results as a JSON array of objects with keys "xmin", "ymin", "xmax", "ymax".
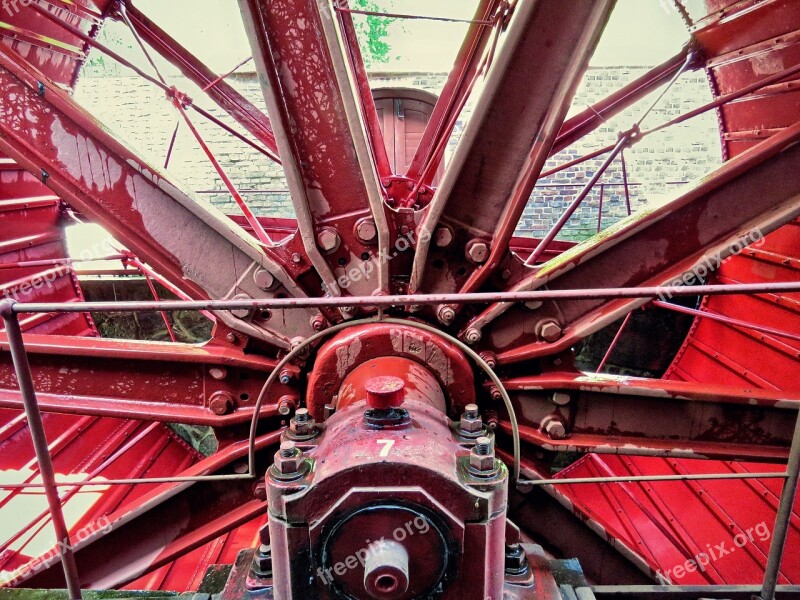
[{"xmin": 1, "ymin": 284, "xmax": 799, "ymax": 600}]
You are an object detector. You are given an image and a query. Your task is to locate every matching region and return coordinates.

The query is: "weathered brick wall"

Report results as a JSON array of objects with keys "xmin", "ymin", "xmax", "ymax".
[{"xmin": 75, "ymin": 67, "xmax": 721, "ymax": 241}]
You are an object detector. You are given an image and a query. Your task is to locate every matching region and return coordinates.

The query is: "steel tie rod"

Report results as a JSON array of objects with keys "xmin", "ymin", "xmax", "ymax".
[
  {"xmin": 0, "ymin": 299, "xmax": 82, "ymax": 599},
  {"xmin": 759, "ymin": 410, "xmax": 800, "ymax": 600}
]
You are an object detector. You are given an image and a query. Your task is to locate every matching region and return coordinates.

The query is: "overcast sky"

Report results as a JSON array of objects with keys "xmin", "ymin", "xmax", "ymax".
[{"xmin": 131, "ymin": 0, "xmax": 692, "ymax": 73}]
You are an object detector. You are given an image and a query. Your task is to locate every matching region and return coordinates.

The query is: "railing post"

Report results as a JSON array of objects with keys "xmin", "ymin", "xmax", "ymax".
[
  {"xmin": 760, "ymin": 408, "xmax": 800, "ymax": 600},
  {"xmin": 0, "ymin": 299, "xmax": 83, "ymax": 599}
]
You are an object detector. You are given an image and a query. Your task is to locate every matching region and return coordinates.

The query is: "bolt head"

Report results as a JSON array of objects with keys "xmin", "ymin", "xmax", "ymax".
[
  {"xmin": 466, "ymin": 240, "xmax": 490, "ymax": 264},
  {"xmin": 469, "ymin": 449, "xmax": 496, "ymax": 472},
  {"xmin": 541, "ymin": 416, "xmax": 567, "ymax": 440},
  {"xmin": 230, "ymin": 293, "xmax": 253, "ymax": 319},
  {"xmin": 434, "ymin": 227, "xmax": 453, "ymax": 248},
  {"xmin": 464, "ymin": 328, "xmax": 482, "ymax": 345},
  {"xmin": 437, "ymin": 305, "xmax": 455, "ymax": 325},
  {"xmin": 274, "ymin": 451, "xmax": 302, "ymax": 475},
  {"xmin": 311, "ymin": 314, "xmax": 328, "ymax": 332},
  {"xmin": 253, "ymin": 268, "xmax": 275, "ymax": 291},
  {"xmin": 209, "ymin": 391, "xmax": 233, "ymax": 415},
  {"xmin": 551, "ymin": 392, "xmax": 571, "ymax": 406},
  {"xmin": 355, "ymin": 218, "xmax": 378, "ymax": 243},
  {"xmin": 464, "ymin": 403, "xmax": 479, "ymax": 419},
  {"xmin": 209, "ymin": 367, "xmax": 227, "ymax": 380},
  {"xmin": 537, "ymin": 320, "xmax": 563, "ymax": 343},
  {"xmin": 316, "ymin": 228, "xmax": 341, "ymax": 253}
]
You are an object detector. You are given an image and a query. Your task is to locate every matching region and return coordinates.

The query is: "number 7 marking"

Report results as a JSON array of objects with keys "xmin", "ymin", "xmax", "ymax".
[{"xmin": 377, "ymin": 439, "xmax": 395, "ymax": 457}]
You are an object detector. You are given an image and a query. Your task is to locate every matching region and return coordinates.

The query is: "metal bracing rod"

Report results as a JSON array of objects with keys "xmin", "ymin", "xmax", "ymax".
[
  {"xmin": 597, "ymin": 311, "xmax": 633, "ymax": 372},
  {"xmin": 172, "ymin": 100, "xmax": 273, "ymax": 246},
  {"xmin": 10, "ymin": 281, "xmax": 800, "ymax": 313},
  {"xmin": 525, "ymin": 133, "xmax": 630, "ymax": 265},
  {"xmin": 760, "ymin": 412, "xmax": 800, "ymax": 600},
  {"xmin": 202, "ymin": 56, "xmax": 253, "ymax": 92},
  {"xmin": 539, "ymin": 59, "xmax": 800, "ymax": 183},
  {"xmin": 332, "ymin": 7, "xmax": 497, "ymax": 25},
  {"xmin": 517, "ymin": 471, "xmax": 789, "ymax": 487},
  {"xmin": 526, "ymin": 50, "xmax": 695, "ymax": 265},
  {"xmin": 651, "ymin": 300, "xmax": 800, "ymax": 343},
  {"xmin": 117, "ymin": 0, "xmax": 166, "ymax": 85},
  {"xmin": 0, "ymin": 301, "xmax": 82, "ymax": 600},
  {"xmin": 27, "ymin": 1, "xmax": 278, "ymax": 162}
]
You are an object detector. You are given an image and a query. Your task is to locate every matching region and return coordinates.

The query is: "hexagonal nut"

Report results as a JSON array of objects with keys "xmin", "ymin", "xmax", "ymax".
[
  {"xmin": 274, "ymin": 450, "xmax": 302, "ymax": 475},
  {"xmin": 355, "ymin": 218, "xmax": 378, "ymax": 243},
  {"xmin": 536, "ymin": 319, "xmax": 563, "ymax": 343},
  {"xmin": 209, "ymin": 391, "xmax": 233, "ymax": 416},
  {"xmin": 434, "ymin": 227, "xmax": 453, "ymax": 248},
  {"xmin": 460, "ymin": 415, "xmax": 483, "ymax": 434},
  {"xmin": 469, "ymin": 450, "xmax": 496, "ymax": 472},
  {"xmin": 253, "ymin": 268, "xmax": 276, "ymax": 291},
  {"xmin": 540, "ymin": 415, "xmax": 567, "ymax": 440},
  {"xmin": 316, "ymin": 228, "xmax": 341, "ymax": 253},
  {"xmin": 466, "ymin": 240, "xmax": 490, "ymax": 264},
  {"xmin": 290, "ymin": 415, "xmax": 316, "ymax": 437}
]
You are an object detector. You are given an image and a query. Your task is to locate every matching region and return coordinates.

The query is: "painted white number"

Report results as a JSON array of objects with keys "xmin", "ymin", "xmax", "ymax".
[{"xmin": 377, "ymin": 439, "xmax": 395, "ymax": 457}]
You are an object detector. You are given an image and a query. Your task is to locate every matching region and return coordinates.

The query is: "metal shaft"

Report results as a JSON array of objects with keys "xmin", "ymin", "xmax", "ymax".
[
  {"xmin": 0, "ymin": 302, "xmax": 83, "ymax": 599},
  {"xmin": 760, "ymin": 410, "xmax": 800, "ymax": 600}
]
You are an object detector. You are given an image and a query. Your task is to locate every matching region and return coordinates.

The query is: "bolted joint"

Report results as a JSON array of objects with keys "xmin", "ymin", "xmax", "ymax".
[
  {"xmin": 465, "ymin": 239, "xmax": 490, "ymax": 264},
  {"xmin": 437, "ymin": 305, "xmax": 456, "ymax": 325},
  {"xmin": 468, "ymin": 436, "xmax": 498, "ymax": 476},
  {"xmin": 251, "ymin": 544, "xmax": 273, "ymax": 578},
  {"xmin": 310, "ymin": 314, "xmax": 328, "ymax": 332},
  {"xmin": 479, "ymin": 351, "xmax": 497, "ymax": 369},
  {"xmin": 504, "ymin": 543, "xmax": 529, "ymax": 576},
  {"xmin": 273, "ymin": 441, "xmax": 303, "ymax": 475},
  {"xmin": 288, "ymin": 408, "xmax": 318, "ymax": 440},
  {"xmin": 463, "ymin": 327, "xmax": 482, "ymax": 345},
  {"xmin": 460, "ymin": 403, "xmax": 483, "ymax": 436},
  {"xmin": 536, "ymin": 319, "xmax": 563, "ymax": 343},
  {"xmin": 208, "ymin": 391, "xmax": 233, "ymax": 416},
  {"xmin": 540, "ymin": 415, "xmax": 568, "ymax": 440},
  {"xmin": 277, "ymin": 395, "xmax": 297, "ymax": 416}
]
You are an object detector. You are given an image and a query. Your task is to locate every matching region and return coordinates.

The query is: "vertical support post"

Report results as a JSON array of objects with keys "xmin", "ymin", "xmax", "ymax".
[
  {"xmin": 760, "ymin": 409, "xmax": 800, "ymax": 600},
  {"xmin": 0, "ymin": 300, "xmax": 83, "ymax": 599}
]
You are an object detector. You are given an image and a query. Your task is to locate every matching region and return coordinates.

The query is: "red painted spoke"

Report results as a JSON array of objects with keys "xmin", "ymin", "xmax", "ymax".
[{"xmin": 406, "ymin": 0, "xmax": 505, "ymax": 184}]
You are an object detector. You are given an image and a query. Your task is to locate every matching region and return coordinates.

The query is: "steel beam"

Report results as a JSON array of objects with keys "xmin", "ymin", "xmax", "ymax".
[
  {"xmin": 0, "ymin": 41, "xmax": 316, "ymax": 348},
  {"xmin": 0, "ymin": 333, "xmax": 298, "ymax": 426},
  {"xmin": 239, "ymin": 0, "xmax": 390, "ymax": 299},
  {"xmin": 411, "ymin": 0, "xmax": 616, "ymax": 298},
  {"xmin": 466, "ymin": 121, "xmax": 800, "ymax": 363},
  {"xmin": 498, "ymin": 372, "xmax": 800, "ymax": 462}
]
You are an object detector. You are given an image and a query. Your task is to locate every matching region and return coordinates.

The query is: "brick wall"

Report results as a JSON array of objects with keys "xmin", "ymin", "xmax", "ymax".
[{"xmin": 75, "ymin": 67, "xmax": 722, "ymax": 241}]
